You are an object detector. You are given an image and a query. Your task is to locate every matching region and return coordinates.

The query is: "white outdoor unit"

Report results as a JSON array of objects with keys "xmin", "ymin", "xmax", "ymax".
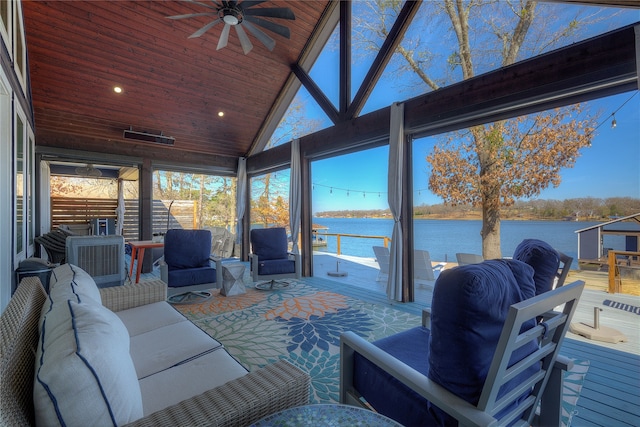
[{"xmin": 65, "ymin": 235, "xmax": 126, "ymax": 288}]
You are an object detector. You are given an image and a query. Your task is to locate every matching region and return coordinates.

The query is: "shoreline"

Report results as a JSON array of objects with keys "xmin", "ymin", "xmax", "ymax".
[{"xmin": 314, "ymin": 214, "xmax": 604, "ymax": 222}]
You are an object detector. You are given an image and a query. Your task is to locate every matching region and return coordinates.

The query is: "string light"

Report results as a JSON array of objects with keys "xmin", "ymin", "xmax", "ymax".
[
  {"xmin": 312, "ymin": 182, "xmax": 431, "ymax": 197},
  {"xmin": 589, "ymin": 91, "xmax": 637, "ymax": 136},
  {"xmin": 310, "ymin": 93, "xmax": 638, "ymax": 200}
]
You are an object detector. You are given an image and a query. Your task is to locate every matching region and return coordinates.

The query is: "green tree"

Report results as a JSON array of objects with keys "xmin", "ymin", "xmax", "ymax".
[{"xmin": 356, "ymin": 0, "xmax": 602, "ymax": 258}]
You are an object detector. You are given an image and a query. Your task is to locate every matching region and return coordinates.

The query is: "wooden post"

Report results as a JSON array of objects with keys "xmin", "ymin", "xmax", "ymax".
[{"xmin": 608, "ymin": 250, "xmax": 616, "ymax": 294}]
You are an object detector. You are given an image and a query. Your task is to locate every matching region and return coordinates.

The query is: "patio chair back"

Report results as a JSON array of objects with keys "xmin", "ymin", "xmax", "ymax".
[
  {"xmin": 372, "ymin": 246, "xmax": 390, "ymax": 281},
  {"xmin": 456, "ymin": 252, "xmax": 484, "ymax": 266}
]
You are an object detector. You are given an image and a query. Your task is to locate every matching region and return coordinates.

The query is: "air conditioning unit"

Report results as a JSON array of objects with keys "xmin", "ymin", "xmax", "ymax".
[
  {"xmin": 123, "ymin": 129, "xmax": 175, "ymax": 145},
  {"xmin": 66, "ymin": 235, "xmax": 126, "ymax": 288}
]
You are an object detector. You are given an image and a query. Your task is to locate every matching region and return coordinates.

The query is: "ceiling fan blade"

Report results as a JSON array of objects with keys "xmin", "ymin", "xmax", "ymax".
[
  {"xmin": 235, "ymin": 24, "xmax": 253, "ymax": 55},
  {"xmin": 189, "ymin": 18, "xmax": 222, "ymax": 38},
  {"xmin": 244, "ymin": 7, "xmax": 295, "ymax": 20},
  {"xmin": 184, "ymin": 0, "xmax": 220, "ymax": 11},
  {"xmin": 217, "ymin": 23, "xmax": 231, "ymax": 50},
  {"xmin": 241, "ymin": 20, "xmax": 275, "ymax": 51},
  {"xmin": 167, "ymin": 12, "xmax": 218, "ymax": 20},
  {"xmin": 244, "ymin": 16, "xmax": 290, "ymax": 38},
  {"xmin": 239, "ymin": 1, "xmax": 268, "ymax": 9}
]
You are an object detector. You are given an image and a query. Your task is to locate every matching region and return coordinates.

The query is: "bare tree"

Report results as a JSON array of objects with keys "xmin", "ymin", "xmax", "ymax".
[{"xmin": 355, "ymin": 0, "xmax": 605, "ymax": 257}]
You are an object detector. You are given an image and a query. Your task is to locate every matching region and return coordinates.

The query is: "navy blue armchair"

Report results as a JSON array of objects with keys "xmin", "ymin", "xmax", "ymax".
[
  {"xmin": 249, "ymin": 227, "xmax": 301, "ymax": 282},
  {"xmin": 160, "ymin": 229, "xmax": 216, "ymax": 295},
  {"xmin": 341, "ymin": 257, "xmax": 584, "ymax": 427}
]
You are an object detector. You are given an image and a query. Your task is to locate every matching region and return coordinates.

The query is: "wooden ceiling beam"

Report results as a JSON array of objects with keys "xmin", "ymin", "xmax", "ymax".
[
  {"xmin": 248, "ymin": 23, "xmax": 638, "ymax": 173},
  {"xmin": 339, "ymin": 0, "xmax": 351, "ymax": 120},
  {"xmin": 291, "ymin": 64, "xmax": 340, "ymax": 124},
  {"xmin": 36, "ymin": 131, "xmax": 238, "ymax": 172}
]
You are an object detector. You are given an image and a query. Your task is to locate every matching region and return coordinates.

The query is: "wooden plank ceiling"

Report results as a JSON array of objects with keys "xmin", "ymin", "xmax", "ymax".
[{"xmin": 23, "ymin": 0, "xmax": 329, "ymax": 165}]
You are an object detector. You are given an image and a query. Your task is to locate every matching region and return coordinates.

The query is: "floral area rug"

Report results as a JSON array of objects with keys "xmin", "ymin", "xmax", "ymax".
[
  {"xmin": 174, "ymin": 281, "xmax": 588, "ymax": 425},
  {"xmin": 175, "ymin": 281, "xmax": 417, "ymax": 403}
]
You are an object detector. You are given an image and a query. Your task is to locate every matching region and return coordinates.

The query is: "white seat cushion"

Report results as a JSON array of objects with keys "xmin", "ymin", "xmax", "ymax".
[
  {"xmin": 129, "ymin": 320, "xmax": 223, "ymax": 379},
  {"xmin": 34, "ymin": 299, "xmax": 143, "ymax": 427},
  {"xmin": 139, "ymin": 348, "xmax": 248, "ymax": 416},
  {"xmin": 116, "ymin": 301, "xmax": 187, "ymax": 337}
]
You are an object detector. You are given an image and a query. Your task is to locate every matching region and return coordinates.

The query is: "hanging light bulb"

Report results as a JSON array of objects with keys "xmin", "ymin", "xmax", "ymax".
[{"xmin": 611, "ymin": 114, "xmax": 617, "ymax": 129}]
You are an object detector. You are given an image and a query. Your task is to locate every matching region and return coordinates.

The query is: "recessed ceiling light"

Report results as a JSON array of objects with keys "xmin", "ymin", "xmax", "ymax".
[
  {"xmin": 218, "ymin": 111, "xmax": 224, "ymax": 117},
  {"xmin": 114, "ymin": 86, "xmax": 123, "ymax": 94}
]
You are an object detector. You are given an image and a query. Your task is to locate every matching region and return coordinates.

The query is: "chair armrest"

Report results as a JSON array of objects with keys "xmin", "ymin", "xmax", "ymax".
[
  {"xmin": 100, "ymin": 281, "xmax": 167, "ymax": 312},
  {"xmin": 422, "ymin": 308, "xmax": 432, "ymax": 328},
  {"xmin": 124, "ymin": 360, "xmax": 310, "ymax": 427},
  {"xmin": 340, "ymin": 331, "xmax": 497, "ymax": 427},
  {"xmin": 287, "ymin": 252, "xmax": 302, "ymax": 278},
  {"xmin": 536, "ymin": 354, "xmax": 573, "ymax": 427}
]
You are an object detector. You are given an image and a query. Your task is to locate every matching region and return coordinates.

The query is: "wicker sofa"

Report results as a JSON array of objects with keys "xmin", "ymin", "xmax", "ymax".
[{"xmin": 1, "ymin": 265, "xmax": 310, "ymax": 426}]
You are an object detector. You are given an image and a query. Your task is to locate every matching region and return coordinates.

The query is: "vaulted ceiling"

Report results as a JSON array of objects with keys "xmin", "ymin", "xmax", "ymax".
[
  {"xmin": 23, "ymin": 0, "xmax": 331, "ymax": 168},
  {"xmin": 22, "ymin": 0, "xmax": 635, "ymax": 173}
]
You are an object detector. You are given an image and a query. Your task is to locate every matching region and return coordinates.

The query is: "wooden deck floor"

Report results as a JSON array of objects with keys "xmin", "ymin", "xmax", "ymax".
[{"xmin": 311, "ymin": 252, "xmax": 640, "ymax": 427}]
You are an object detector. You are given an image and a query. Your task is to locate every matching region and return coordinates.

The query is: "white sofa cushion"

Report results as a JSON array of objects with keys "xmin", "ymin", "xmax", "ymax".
[
  {"xmin": 129, "ymin": 320, "xmax": 223, "ymax": 379},
  {"xmin": 48, "ymin": 263, "xmax": 102, "ymax": 304},
  {"xmin": 34, "ymin": 299, "xmax": 143, "ymax": 427},
  {"xmin": 139, "ymin": 348, "xmax": 249, "ymax": 416},
  {"xmin": 115, "ymin": 301, "xmax": 187, "ymax": 337}
]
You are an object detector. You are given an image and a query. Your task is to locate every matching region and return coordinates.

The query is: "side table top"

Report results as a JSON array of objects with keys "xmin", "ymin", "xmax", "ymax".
[{"xmin": 250, "ymin": 404, "xmax": 402, "ymax": 426}]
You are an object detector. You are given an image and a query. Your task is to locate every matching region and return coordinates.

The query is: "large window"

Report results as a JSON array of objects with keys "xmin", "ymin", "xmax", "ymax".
[
  {"xmin": 12, "ymin": 0, "xmax": 26, "ymax": 89},
  {"xmin": 153, "ymin": 169, "xmax": 237, "ymax": 234},
  {"xmin": 14, "ymin": 103, "xmax": 34, "ymax": 263},
  {"xmin": 0, "ymin": 0, "xmax": 10, "ymax": 53},
  {"xmin": 250, "ymin": 169, "xmax": 290, "ymax": 230}
]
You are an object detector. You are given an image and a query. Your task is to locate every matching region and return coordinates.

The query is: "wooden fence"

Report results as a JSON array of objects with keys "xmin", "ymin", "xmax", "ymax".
[{"xmin": 50, "ymin": 197, "xmax": 196, "ymax": 240}]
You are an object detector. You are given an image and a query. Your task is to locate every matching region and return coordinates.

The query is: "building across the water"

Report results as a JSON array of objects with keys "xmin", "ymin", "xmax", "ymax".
[{"xmin": 575, "ymin": 213, "xmax": 640, "ymax": 275}]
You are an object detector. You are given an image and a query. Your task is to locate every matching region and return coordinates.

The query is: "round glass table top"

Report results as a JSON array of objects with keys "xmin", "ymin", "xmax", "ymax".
[{"xmin": 250, "ymin": 404, "xmax": 403, "ymax": 426}]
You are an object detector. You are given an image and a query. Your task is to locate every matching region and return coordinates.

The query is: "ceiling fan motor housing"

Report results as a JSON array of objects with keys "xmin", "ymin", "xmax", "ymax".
[{"xmin": 219, "ymin": 7, "xmax": 243, "ymax": 25}]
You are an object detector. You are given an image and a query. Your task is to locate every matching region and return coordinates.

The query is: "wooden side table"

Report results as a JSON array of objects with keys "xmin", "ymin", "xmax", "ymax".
[{"xmin": 128, "ymin": 240, "xmax": 164, "ymax": 283}]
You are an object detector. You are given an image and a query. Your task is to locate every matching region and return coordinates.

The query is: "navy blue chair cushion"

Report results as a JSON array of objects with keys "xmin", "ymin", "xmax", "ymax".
[
  {"xmin": 428, "ymin": 259, "xmax": 539, "ymax": 425},
  {"xmin": 354, "ymin": 327, "xmax": 440, "ymax": 426},
  {"xmin": 513, "ymin": 238, "xmax": 560, "ymax": 295},
  {"xmin": 250, "ymin": 228, "xmax": 288, "ymax": 261},
  {"xmin": 168, "ymin": 267, "xmax": 217, "ymax": 288},
  {"xmin": 164, "ymin": 229, "xmax": 212, "ymax": 269},
  {"xmin": 257, "ymin": 259, "xmax": 296, "ymax": 275}
]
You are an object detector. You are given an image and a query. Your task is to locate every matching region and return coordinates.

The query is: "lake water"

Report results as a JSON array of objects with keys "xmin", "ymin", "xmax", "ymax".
[{"xmin": 312, "ymin": 217, "xmax": 624, "ymax": 269}]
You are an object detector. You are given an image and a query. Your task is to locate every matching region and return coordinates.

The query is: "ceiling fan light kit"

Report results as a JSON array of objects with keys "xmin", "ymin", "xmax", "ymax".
[{"xmin": 168, "ymin": 0, "xmax": 295, "ymax": 55}]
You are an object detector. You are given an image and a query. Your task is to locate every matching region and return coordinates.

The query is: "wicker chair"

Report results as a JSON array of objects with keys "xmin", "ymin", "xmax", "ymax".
[{"xmin": 35, "ymin": 229, "xmax": 72, "ymax": 264}]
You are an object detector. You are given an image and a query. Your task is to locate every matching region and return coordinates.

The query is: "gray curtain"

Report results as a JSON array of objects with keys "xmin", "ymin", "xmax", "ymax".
[
  {"xmin": 387, "ymin": 102, "xmax": 404, "ymax": 302},
  {"xmin": 235, "ymin": 157, "xmax": 247, "ymax": 245},
  {"xmin": 116, "ymin": 178, "xmax": 125, "ymax": 235},
  {"xmin": 289, "ymin": 139, "xmax": 301, "ymax": 254}
]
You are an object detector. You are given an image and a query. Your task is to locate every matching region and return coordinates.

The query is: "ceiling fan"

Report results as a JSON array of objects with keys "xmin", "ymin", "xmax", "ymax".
[
  {"xmin": 75, "ymin": 164, "xmax": 102, "ymax": 178},
  {"xmin": 168, "ymin": 0, "xmax": 295, "ymax": 55}
]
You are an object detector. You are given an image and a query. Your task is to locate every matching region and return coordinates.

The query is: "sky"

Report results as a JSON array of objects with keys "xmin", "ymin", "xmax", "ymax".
[{"xmin": 271, "ymin": 3, "xmax": 640, "ymax": 214}]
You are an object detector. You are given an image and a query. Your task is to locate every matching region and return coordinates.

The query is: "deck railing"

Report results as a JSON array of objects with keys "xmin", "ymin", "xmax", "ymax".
[
  {"xmin": 319, "ymin": 233, "xmax": 391, "ymax": 256},
  {"xmin": 608, "ymin": 250, "xmax": 640, "ymax": 293}
]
